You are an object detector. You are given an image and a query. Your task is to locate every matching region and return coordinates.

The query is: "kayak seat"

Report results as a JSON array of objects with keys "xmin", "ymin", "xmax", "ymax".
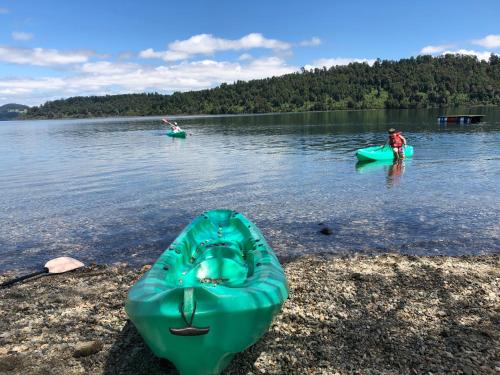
[{"xmin": 182, "ymin": 245, "xmax": 248, "ymax": 287}]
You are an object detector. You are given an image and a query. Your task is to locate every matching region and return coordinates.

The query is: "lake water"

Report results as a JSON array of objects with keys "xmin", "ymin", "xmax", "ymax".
[{"xmin": 0, "ymin": 108, "xmax": 499, "ymax": 271}]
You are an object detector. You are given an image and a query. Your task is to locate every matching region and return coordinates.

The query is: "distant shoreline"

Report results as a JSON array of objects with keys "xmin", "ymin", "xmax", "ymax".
[{"xmin": 2, "ymin": 104, "xmax": 496, "ymax": 122}]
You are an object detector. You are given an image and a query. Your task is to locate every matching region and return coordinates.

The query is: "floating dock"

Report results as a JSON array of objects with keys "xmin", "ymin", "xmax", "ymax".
[{"xmin": 437, "ymin": 115, "xmax": 484, "ymax": 124}]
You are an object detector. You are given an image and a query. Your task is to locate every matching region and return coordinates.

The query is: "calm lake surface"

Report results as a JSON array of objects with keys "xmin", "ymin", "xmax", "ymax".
[{"xmin": 1, "ymin": 108, "xmax": 499, "ymax": 271}]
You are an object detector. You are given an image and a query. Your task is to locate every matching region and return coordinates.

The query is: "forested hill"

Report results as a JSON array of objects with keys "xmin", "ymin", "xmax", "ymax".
[
  {"xmin": 0, "ymin": 103, "xmax": 29, "ymax": 120},
  {"xmin": 26, "ymin": 54, "xmax": 500, "ymax": 119}
]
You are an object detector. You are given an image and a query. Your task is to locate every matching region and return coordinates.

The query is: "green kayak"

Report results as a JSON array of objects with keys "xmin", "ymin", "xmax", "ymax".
[
  {"xmin": 125, "ymin": 209, "xmax": 288, "ymax": 375},
  {"xmin": 356, "ymin": 145, "xmax": 414, "ymax": 161},
  {"xmin": 167, "ymin": 130, "xmax": 186, "ymax": 138}
]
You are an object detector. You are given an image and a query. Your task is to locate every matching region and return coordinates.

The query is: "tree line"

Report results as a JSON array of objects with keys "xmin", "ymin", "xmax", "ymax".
[{"xmin": 25, "ymin": 54, "xmax": 500, "ymax": 119}]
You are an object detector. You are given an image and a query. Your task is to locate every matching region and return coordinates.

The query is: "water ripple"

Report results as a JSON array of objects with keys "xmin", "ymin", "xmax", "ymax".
[{"xmin": 0, "ymin": 108, "xmax": 499, "ymax": 271}]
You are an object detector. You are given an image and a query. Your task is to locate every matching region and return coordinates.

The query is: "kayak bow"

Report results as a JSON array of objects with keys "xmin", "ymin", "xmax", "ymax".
[{"xmin": 126, "ymin": 209, "xmax": 288, "ymax": 375}]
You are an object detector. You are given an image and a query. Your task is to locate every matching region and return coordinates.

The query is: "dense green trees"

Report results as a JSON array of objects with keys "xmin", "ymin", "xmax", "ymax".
[{"xmin": 26, "ymin": 54, "xmax": 500, "ymax": 119}]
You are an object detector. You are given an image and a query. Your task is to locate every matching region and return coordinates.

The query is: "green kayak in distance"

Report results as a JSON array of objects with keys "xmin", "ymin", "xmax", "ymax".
[
  {"xmin": 356, "ymin": 145, "xmax": 414, "ymax": 161},
  {"xmin": 126, "ymin": 209, "xmax": 288, "ymax": 375},
  {"xmin": 166, "ymin": 130, "xmax": 186, "ymax": 138}
]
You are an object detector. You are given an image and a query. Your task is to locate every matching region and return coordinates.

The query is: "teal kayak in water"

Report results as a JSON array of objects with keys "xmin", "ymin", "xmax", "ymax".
[
  {"xmin": 356, "ymin": 145, "xmax": 414, "ymax": 161},
  {"xmin": 167, "ymin": 130, "xmax": 186, "ymax": 138},
  {"xmin": 125, "ymin": 209, "xmax": 288, "ymax": 375}
]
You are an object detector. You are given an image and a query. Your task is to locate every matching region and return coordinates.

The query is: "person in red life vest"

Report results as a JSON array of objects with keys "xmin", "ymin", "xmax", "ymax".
[{"xmin": 386, "ymin": 128, "xmax": 407, "ymax": 160}]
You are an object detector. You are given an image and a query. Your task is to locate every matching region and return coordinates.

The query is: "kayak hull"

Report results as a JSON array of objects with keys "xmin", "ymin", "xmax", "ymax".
[
  {"xmin": 167, "ymin": 131, "xmax": 186, "ymax": 138},
  {"xmin": 356, "ymin": 145, "xmax": 414, "ymax": 161},
  {"xmin": 125, "ymin": 209, "xmax": 288, "ymax": 375}
]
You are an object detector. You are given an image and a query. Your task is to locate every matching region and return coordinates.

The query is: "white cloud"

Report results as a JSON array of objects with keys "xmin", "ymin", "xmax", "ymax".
[
  {"xmin": 420, "ymin": 44, "xmax": 454, "ymax": 54},
  {"xmin": 419, "ymin": 41, "xmax": 495, "ymax": 60},
  {"xmin": 239, "ymin": 53, "xmax": 253, "ymax": 61},
  {"xmin": 139, "ymin": 48, "xmax": 190, "ymax": 62},
  {"xmin": 305, "ymin": 57, "xmax": 376, "ymax": 70},
  {"xmin": 171, "ymin": 33, "xmax": 291, "ymax": 53},
  {"xmin": 0, "ymin": 57, "xmax": 298, "ymax": 105},
  {"xmin": 472, "ymin": 34, "xmax": 500, "ymax": 49},
  {"xmin": 117, "ymin": 51, "xmax": 134, "ymax": 61},
  {"xmin": 0, "ymin": 46, "xmax": 93, "ymax": 66},
  {"xmin": 299, "ymin": 37, "xmax": 321, "ymax": 47},
  {"xmin": 140, "ymin": 33, "xmax": 291, "ymax": 62},
  {"xmin": 79, "ymin": 61, "xmax": 142, "ymax": 75},
  {"xmin": 0, "ymin": 7, "xmax": 9, "ymax": 14},
  {"xmin": 441, "ymin": 49, "xmax": 493, "ymax": 61},
  {"xmin": 12, "ymin": 32, "xmax": 34, "ymax": 41}
]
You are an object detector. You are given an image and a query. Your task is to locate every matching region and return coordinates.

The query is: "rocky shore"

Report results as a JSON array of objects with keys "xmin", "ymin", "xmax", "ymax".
[{"xmin": 0, "ymin": 254, "xmax": 498, "ymax": 374}]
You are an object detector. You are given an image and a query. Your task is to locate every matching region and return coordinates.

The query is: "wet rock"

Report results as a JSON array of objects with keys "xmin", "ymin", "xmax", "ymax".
[{"xmin": 319, "ymin": 227, "xmax": 333, "ymax": 235}]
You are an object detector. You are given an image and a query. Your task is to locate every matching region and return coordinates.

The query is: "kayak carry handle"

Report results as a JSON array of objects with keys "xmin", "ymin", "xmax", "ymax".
[
  {"xmin": 169, "ymin": 301, "xmax": 210, "ymax": 336},
  {"xmin": 169, "ymin": 326, "xmax": 209, "ymax": 336}
]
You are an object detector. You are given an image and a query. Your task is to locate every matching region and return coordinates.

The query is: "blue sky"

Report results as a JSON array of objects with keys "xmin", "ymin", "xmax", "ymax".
[{"xmin": 0, "ymin": 0, "xmax": 499, "ymax": 106}]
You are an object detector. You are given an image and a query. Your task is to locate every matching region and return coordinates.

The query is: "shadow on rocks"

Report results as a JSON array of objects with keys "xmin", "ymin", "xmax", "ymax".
[
  {"xmin": 103, "ymin": 320, "xmax": 269, "ymax": 375},
  {"xmin": 261, "ymin": 257, "xmax": 499, "ymax": 374},
  {"xmin": 103, "ymin": 321, "xmax": 176, "ymax": 375}
]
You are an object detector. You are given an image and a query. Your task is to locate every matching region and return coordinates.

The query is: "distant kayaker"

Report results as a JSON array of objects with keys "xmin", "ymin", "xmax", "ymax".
[
  {"xmin": 162, "ymin": 118, "xmax": 182, "ymax": 133},
  {"xmin": 386, "ymin": 128, "xmax": 407, "ymax": 160}
]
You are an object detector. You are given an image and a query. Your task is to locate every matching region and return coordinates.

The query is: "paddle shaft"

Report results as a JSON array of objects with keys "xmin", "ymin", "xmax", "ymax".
[{"xmin": 0, "ymin": 267, "xmax": 48, "ymax": 288}]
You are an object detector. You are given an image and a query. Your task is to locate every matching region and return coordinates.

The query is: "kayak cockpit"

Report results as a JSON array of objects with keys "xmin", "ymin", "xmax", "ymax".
[
  {"xmin": 181, "ymin": 243, "xmax": 248, "ymax": 287},
  {"xmin": 161, "ymin": 211, "xmax": 266, "ymax": 288}
]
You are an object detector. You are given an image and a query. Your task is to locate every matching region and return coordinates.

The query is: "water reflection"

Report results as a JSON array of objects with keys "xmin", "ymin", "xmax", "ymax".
[
  {"xmin": 355, "ymin": 159, "xmax": 408, "ymax": 188},
  {"xmin": 386, "ymin": 160, "xmax": 405, "ymax": 188}
]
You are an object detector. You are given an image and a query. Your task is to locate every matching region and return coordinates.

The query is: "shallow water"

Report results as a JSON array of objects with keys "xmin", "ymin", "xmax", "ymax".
[{"xmin": 0, "ymin": 108, "xmax": 499, "ymax": 271}]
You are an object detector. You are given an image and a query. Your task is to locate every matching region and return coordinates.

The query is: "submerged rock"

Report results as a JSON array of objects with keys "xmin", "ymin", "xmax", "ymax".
[{"xmin": 319, "ymin": 227, "xmax": 333, "ymax": 235}]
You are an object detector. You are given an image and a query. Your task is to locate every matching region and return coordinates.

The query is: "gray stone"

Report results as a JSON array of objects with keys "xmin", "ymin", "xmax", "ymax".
[{"xmin": 73, "ymin": 340, "xmax": 103, "ymax": 357}]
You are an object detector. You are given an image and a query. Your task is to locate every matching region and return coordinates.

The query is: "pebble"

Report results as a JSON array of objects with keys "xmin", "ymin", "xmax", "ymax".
[
  {"xmin": 73, "ymin": 340, "xmax": 103, "ymax": 357},
  {"xmin": 0, "ymin": 255, "xmax": 498, "ymax": 374},
  {"xmin": 462, "ymin": 365, "xmax": 474, "ymax": 375}
]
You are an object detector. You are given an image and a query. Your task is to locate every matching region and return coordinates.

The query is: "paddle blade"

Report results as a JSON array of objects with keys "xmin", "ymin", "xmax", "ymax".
[{"xmin": 44, "ymin": 257, "xmax": 84, "ymax": 274}]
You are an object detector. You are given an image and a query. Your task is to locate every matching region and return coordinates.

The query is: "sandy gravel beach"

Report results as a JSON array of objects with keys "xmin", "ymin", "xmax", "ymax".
[{"xmin": 0, "ymin": 254, "xmax": 498, "ymax": 375}]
